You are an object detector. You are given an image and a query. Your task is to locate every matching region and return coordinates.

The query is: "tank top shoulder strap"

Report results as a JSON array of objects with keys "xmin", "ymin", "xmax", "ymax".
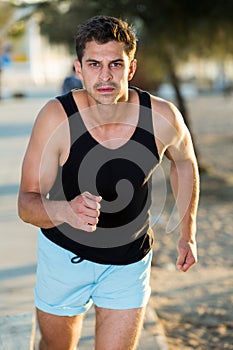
[
  {"xmin": 131, "ymin": 86, "xmax": 152, "ymax": 131},
  {"xmin": 56, "ymin": 91, "xmax": 87, "ymax": 145},
  {"xmin": 56, "ymin": 91, "xmax": 78, "ymax": 117},
  {"xmin": 133, "ymin": 86, "xmax": 152, "ymax": 109},
  {"xmin": 130, "ymin": 86, "xmax": 160, "ymax": 160}
]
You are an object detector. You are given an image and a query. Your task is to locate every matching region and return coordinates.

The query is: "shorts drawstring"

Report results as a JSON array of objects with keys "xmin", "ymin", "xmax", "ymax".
[{"xmin": 71, "ymin": 255, "xmax": 84, "ymax": 264}]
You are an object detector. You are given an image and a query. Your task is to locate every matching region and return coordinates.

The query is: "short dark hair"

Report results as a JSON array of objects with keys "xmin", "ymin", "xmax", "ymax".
[{"xmin": 75, "ymin": 16, "xmax": 137, "ymax": 63}]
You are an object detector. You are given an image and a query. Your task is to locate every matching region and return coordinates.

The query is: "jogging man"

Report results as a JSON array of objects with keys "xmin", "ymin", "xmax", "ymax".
[{"xmin": 18, "ymin": 15, "xmax": 199, "ymax": 350}]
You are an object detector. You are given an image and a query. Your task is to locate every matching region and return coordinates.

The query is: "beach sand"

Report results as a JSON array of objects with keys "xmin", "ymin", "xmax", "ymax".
[{"xmin": 150, "ymin": 94, "xmax": 233, "ymax": 349}]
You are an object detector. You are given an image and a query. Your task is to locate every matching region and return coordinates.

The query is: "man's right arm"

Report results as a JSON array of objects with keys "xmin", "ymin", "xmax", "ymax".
[{"xmin": 18, "ymin": 99, "xmax": 101, "ymax": 232}]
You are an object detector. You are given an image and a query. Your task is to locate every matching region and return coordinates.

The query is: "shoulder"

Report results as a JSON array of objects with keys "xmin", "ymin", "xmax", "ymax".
[
  {"xmin": 150, "ymin": 94, "xmax": 183, "ymax": 126},
  {"xmin": 146, "ymin": 93, "xmax": 190, "ymax": 156},
  {"xmin": 131, "ymin": 87, "xmax": 184, "ymax": 127},
  {"xmin": 28, "ymin": 98, "xmax": 70, "ymax": 154},
  {"xmin": 26, "ymin": 97, "xmax": 71, "ymax": 165},
  {"xmin": 33, "ymin": 97, "xmax": 68, "ymax": 130},
  {"xmin": 150, "ymin": 93, "xmax": 186, "ymax": 138},
  {"xmin": 39, "ymin": 97, "xmax": 66, "ymax": 117}
]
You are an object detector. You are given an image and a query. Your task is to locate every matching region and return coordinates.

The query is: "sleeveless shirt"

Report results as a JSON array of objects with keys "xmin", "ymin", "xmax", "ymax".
[{"xmin": 41, "ymin": 87, "xmax": 160, "ymax": 264}]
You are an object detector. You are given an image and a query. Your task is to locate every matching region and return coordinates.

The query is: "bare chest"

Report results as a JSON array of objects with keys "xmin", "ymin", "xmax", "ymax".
[{"xmin": 89, "ymin": 123, "xmax": 137, "ymax": 149}]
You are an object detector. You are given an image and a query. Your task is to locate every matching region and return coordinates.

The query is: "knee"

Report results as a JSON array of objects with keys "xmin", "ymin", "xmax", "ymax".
[{"xmin": 38, "ymin": 337, "xmax": 77, "ymax": 350}]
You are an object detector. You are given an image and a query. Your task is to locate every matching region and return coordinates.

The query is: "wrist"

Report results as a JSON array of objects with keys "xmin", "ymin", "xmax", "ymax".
[
  {"xmin": 180, "ymin": 236, "xmax": 196, "ymax": 244},
  {"xmin": 55, "ymin": 200, "xmax": 70, "ymax": 225},
  {"xmin": 181, "ymin": 223, "xmax": 196, "ymax": 243},
  {"xmin": 44, "ymin": 199, "xmax": 68, "ymax": 226}
]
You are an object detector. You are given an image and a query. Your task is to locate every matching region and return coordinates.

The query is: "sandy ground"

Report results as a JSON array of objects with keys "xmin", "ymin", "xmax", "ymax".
[{"xmin": 149, "ymin": 94, "xmax": 233, "ymax": 349}]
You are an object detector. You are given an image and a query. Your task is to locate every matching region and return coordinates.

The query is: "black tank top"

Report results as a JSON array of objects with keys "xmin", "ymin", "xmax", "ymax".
[{"xmin": 41, "ymin": 87, "xmax": 160, "ymax": 264}]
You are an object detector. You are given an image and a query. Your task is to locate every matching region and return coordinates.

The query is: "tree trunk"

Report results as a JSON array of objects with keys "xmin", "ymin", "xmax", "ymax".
[
  {"xmin": 166, "ymin": 57, "xmax": 200, "ymax": 162},
  {"xmin": 0, "ymin": 68, "xmax": 2, "ymax": 100},
  {"xmin": 168, "ymin": 68, "xmax": 189, "ymax": 128}
]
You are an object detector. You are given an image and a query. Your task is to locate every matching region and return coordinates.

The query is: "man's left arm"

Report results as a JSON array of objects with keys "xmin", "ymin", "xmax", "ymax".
[{"xmin": 164, "ymin": 106, "xmax": 200, "ymax": 272}]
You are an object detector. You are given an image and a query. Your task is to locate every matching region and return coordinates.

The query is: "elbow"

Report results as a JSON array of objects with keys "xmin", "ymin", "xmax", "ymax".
[
  {"xmin": 17, "ymin": 193, "xmax": 31, "ymax": 223},
  {"xmin": 18, "ymin": 198, "xmax": 27, "ymax": 223},
  {"xmin": 18, "ymin": 209, "xmax": 29, "ymax": 224}
]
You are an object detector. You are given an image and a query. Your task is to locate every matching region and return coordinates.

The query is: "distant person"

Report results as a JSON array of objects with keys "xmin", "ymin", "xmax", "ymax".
[{"xmin": 62, "ymin": 66, "xmax": 83, "ymax": 93}]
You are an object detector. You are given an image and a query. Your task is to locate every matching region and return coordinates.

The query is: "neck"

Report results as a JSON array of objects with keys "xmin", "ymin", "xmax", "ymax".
[
  {"xmin": 95, "ymin": 103, "xmax": 127, "ymax": 123},
  {"xmin": 77, "ymin": 88, "xmax": 140, "ymax": 129},
  {"xmin": 87, "ymin": 90, "xmax": 130, "ymax": 124}
]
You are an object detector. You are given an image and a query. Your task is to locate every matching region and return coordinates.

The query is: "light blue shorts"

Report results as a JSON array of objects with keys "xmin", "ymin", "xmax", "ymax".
[{"xmin": 34, "ymin": 230, "xmax": 152, "ymax": 316}]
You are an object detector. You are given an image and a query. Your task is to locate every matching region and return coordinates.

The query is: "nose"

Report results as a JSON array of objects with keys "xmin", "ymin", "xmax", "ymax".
[{"xmin": 99, "ymin": 66, "xmax": 112, "ymax": 82}]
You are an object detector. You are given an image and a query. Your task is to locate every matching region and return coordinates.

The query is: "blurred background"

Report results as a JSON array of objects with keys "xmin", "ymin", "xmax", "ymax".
[
  {"xmin": 0, "ymin": 0, "xmax": 232, "ymax": 349},
  {"xmin": 1, "ymin": 0, "xmax": 233, "ymax": 103}
]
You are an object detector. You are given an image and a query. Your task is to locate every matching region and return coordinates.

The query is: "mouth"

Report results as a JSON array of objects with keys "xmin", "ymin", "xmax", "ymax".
[{"xmin": 97, "ymin": 87, "xmax": 115, "ymax": 93}]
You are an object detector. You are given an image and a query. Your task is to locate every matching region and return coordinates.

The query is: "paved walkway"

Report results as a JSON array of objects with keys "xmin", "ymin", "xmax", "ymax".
[
  {"xmin": 31, "ymin": 300, "xmax": 168, "ymax": 350},
  {"xmin": 0, "ymin": 301, "xmax": 168, "ymax": 350},
  {"xmin": 0, "ymin": 97, "xmax": 169, "ymax": 349}
]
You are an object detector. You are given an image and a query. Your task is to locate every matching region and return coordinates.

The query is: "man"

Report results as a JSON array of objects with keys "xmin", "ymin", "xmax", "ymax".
[{"xmin": 18, "ymin": 15, "xmax": 199, "ymax": 350}]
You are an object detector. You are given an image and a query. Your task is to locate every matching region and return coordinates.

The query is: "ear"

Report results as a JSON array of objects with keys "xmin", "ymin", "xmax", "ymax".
[
  {"xmin": 128, "ymin": 59, "xmax": 137, "ymax": 81},
  {"xmin": 74, "ymin": 59, "xmax": 83, "ymax": 80}
]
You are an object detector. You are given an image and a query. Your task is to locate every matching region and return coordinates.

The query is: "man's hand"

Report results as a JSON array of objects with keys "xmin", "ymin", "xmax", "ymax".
[
  {"xmin": 176, "ymin": 238, "xmax": 197, "ymax": 272},
  {"xmin": 67, "ymin": 191, "xmax": 102, "ymax": 232}
]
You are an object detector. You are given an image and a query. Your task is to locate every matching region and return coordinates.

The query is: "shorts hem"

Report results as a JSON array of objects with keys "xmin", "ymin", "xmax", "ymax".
[
  {"xmin": 93, "ymin": 290, "xmax": 151, "ymax": 310},
  {"xmin": 35, "ymin": 291, "xmax": 93, "ymax": 316},
  {"xmin": 35, "ymin": 303, "xmax": 90, "ymax": 316}
]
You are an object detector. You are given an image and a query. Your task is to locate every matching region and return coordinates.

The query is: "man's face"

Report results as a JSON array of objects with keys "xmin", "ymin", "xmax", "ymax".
[{"xmin": 74, "ymin": 40, "xmax": 136, "ymax": 105}]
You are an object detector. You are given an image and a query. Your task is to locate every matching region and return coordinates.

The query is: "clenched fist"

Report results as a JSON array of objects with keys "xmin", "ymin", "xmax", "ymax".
[{"xmin": 66, "ymin": 191, "xmax": 102, "ymax": 232}]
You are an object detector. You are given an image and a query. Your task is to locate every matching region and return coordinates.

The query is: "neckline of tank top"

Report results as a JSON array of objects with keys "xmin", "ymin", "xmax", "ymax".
[{"xmin": 69, "ymin": 87, "xmax": 152, "ymax": 152}]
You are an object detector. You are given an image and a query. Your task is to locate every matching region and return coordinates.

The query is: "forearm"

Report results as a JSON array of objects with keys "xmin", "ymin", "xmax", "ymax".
[
  {"xmin": 170, "ymin": 158, "xmax": 200, "ymax": 241},
  {"xmin": 18, "ymin": 191, "xmax": 101, "ymax": 232},
  {"xmin": 18, "ymin": 192, "xmax": 67, "ymax": 228}
]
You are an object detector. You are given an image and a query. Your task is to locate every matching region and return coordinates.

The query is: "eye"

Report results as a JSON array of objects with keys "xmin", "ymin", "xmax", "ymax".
[
  {"xmin": 110, "ymin": 62, "xmax": 123, "ymax": 68},
  {"xmin": 89, "ymin": 62, "xmax": 101, "ymax": 68}
]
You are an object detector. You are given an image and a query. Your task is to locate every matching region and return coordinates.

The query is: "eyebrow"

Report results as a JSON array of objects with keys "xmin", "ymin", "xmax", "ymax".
[{"xmin": 85, "ymin": 58, "xmax": 125, "ymax": 63}]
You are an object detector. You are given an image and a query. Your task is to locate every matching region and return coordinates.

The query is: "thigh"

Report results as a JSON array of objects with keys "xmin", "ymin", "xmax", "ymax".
[
  {"xmin": 37, "ymin": 308, "xmax": 84, "ymax": 350},
  {"xmin": 94, "ymin": 306, "xmax": 146, "ymax": 350},
  {"xmin": 93, "ymin": 250, "xmax": 152, "ymax": 310},
  {"xmin": 35, "ymin": 231, "xmax": 94, "ymax": 316}
]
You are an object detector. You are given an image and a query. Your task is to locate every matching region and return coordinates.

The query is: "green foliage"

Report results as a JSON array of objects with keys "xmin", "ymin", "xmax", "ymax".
[
  {"xmin": 0, "ymin": 2, "xmax": 26, "ymax": 41},
  {"xmin": 8, "ymin": 20, "xmax": 26, "ymax": 38},
  {"xmin": 34, "ymin": 0, "xmax": 233, "ymax": 79},
  {"xmin": 0, "ymin": 2, "xmax": 14, "ymax": 33}
]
